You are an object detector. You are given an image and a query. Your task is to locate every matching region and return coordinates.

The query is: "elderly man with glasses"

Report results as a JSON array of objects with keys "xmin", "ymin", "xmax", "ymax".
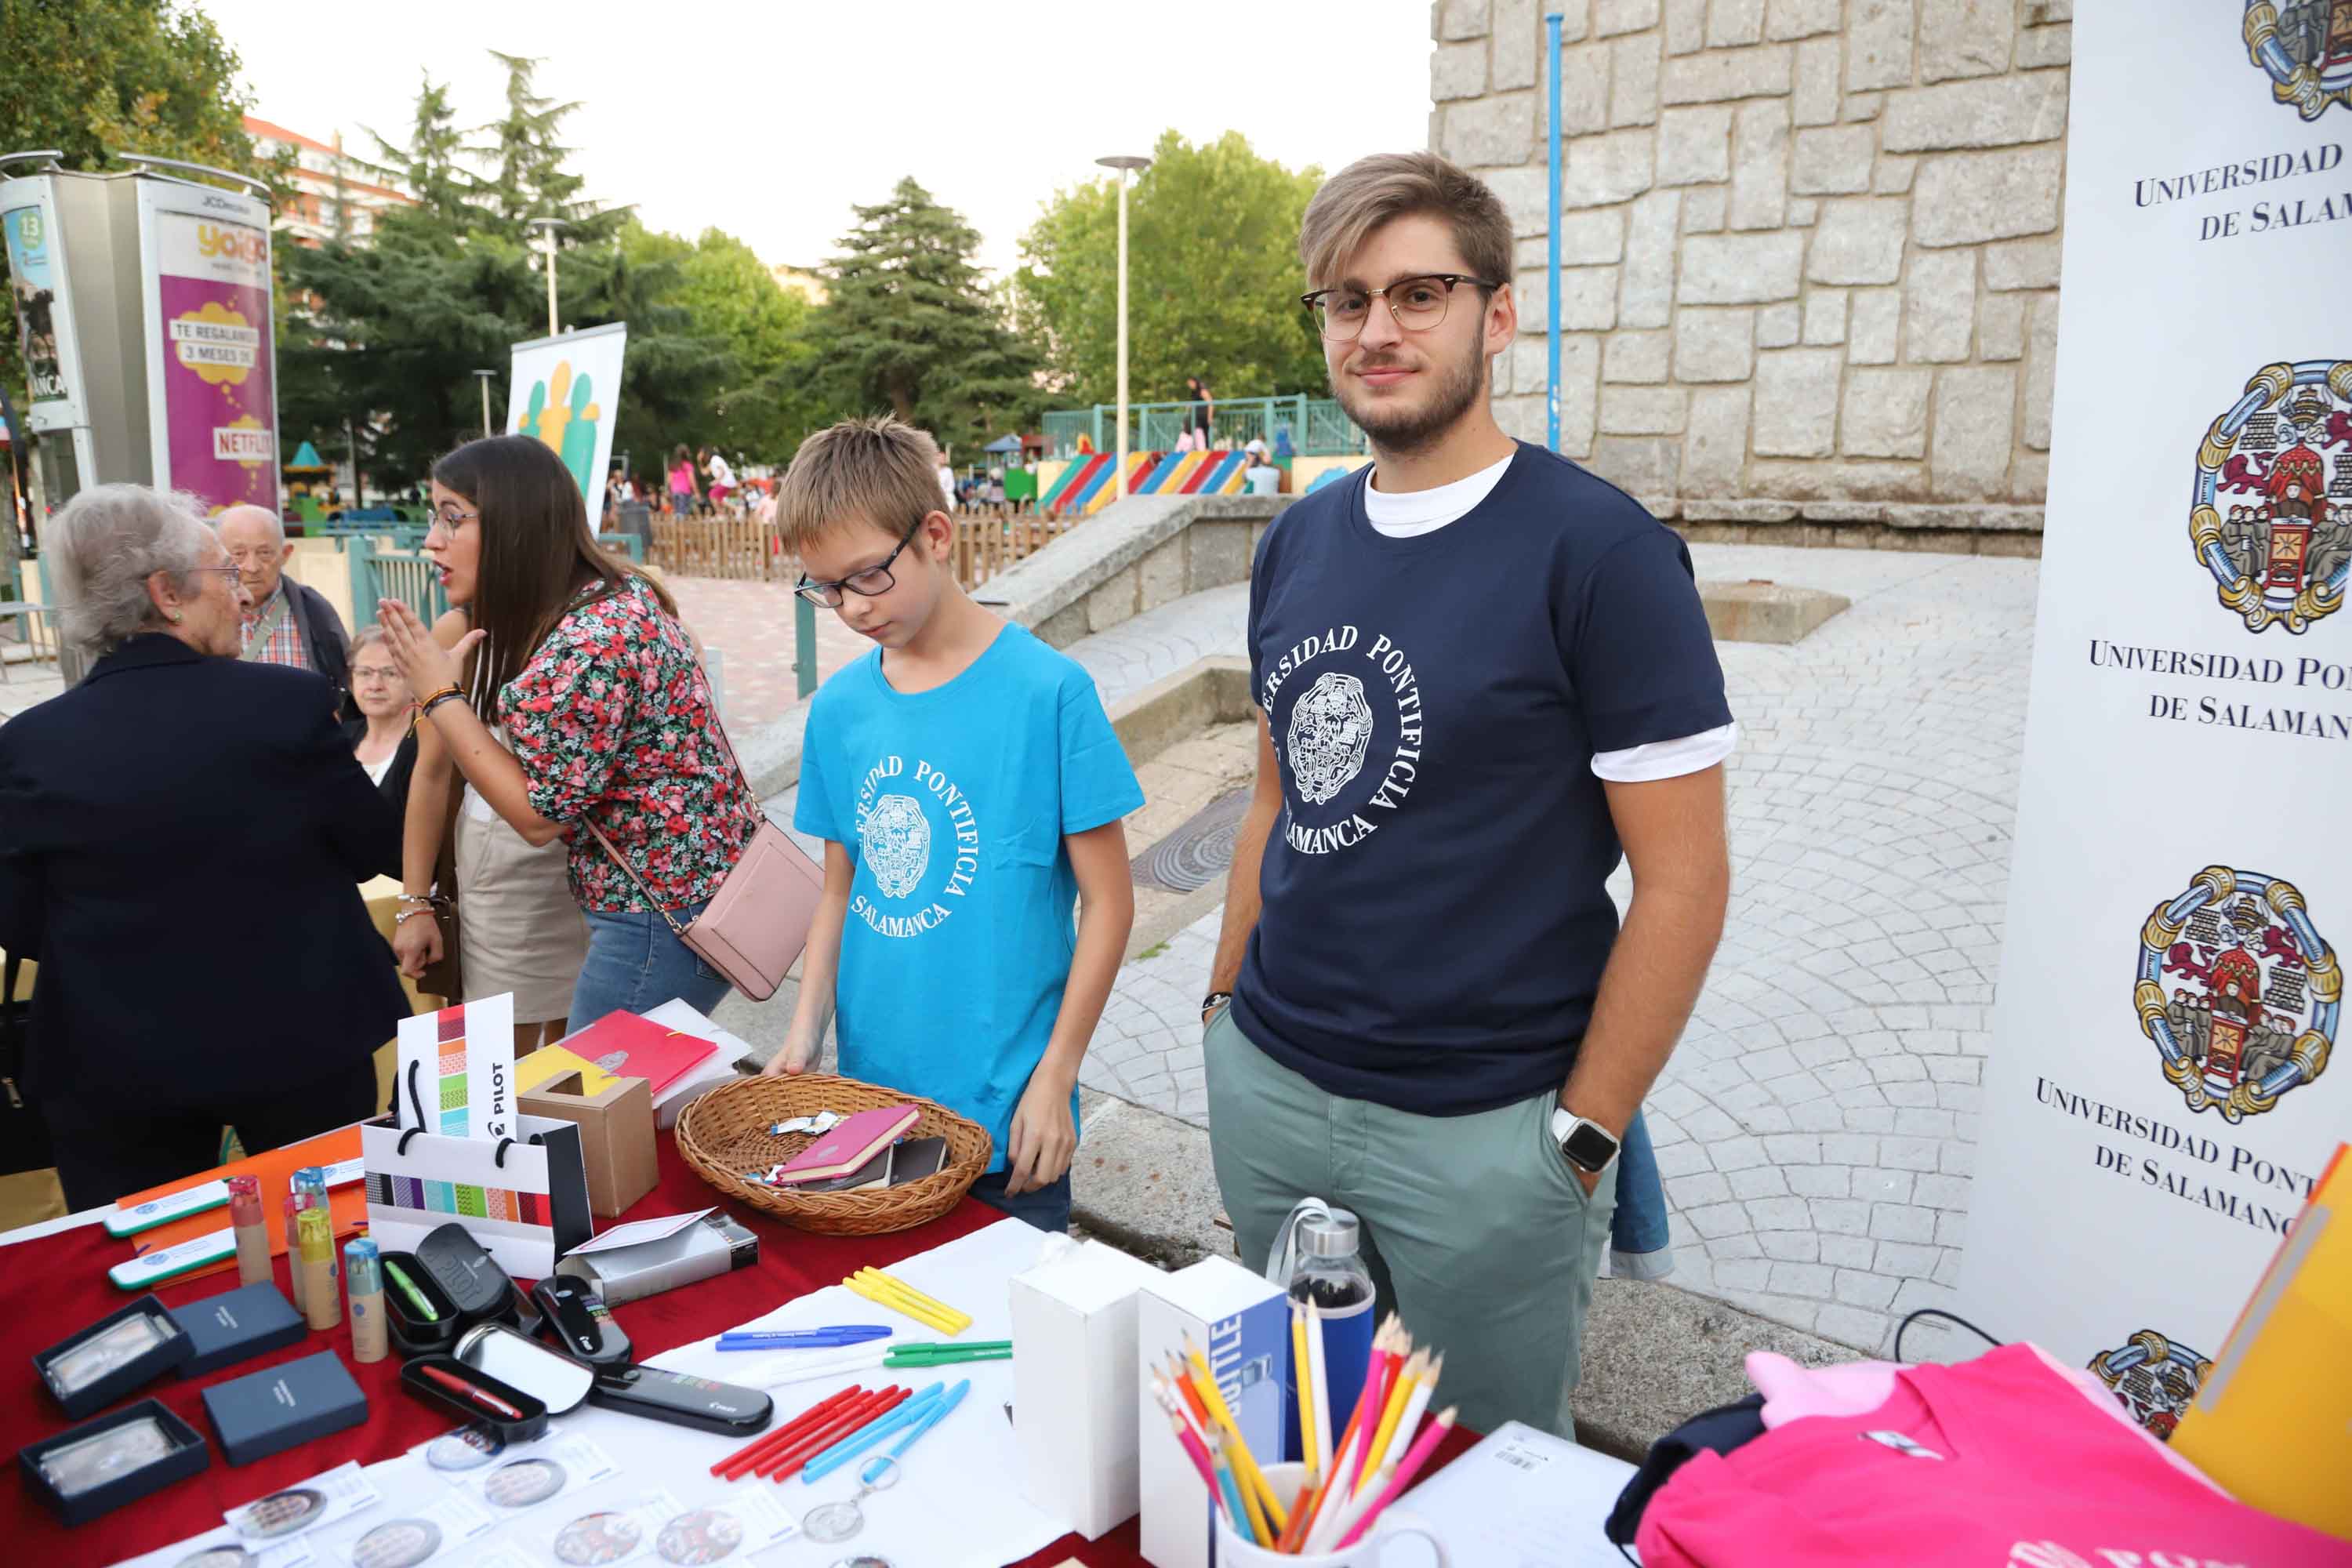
[{"xmin": 216, "ymin": 503, "xmax": 350, "ymax": 704}]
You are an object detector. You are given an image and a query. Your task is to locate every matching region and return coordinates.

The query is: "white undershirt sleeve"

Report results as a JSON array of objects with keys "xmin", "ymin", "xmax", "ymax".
[{"xmin": 1591, "ymin": 722, "xmax": 1738, "ymax": 782}]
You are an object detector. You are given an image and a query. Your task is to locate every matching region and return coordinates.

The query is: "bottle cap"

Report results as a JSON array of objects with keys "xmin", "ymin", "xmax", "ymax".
[
  {"xmin": 1297, "ymin": 1208, "xmax": 1361, "ymax": 1259},
  {"xmin": 227, "ymin": 1174, "xmax": 263, "ymax": 1225},
  {"xmin": 296, "ymin": 1203, "xmax": 332, "ymax": 1260},
  {"xmin": 344, "ymin": 1237, "xmax": 381, "ymax": 1293}
]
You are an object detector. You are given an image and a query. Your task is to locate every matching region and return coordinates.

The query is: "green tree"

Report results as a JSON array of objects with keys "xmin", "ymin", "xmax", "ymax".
[
  {"xmin": 808, "ymin": 177, "xmax": 1040, "ymax": 453},
  {"xmin": 1014, "ymin": 129, "xmax": 1327, "ymax": 408},
  {"xmin": 662, "ymin": 227, "xmax": 833, "ymax": 463},
  {"xmin": 0, "ymin": 0, "xmax": 285, "ymax": 443}
]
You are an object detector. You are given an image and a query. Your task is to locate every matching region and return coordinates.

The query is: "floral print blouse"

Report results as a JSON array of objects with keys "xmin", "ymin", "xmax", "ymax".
[{"xmin": 501, "ymin": 576, "xmax": 751, "ymax": 913}]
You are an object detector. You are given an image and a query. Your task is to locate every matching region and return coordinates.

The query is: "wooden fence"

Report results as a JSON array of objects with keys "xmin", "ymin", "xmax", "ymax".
[
  {"xmin": 648, "ymin": 516, "xmax": 788, "ymax": 580},
  {"xmin": 953, "ymin": 508, "xmax": 1076, "ymax": 592}
]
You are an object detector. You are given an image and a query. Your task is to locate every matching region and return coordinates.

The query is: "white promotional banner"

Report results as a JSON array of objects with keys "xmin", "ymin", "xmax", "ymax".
[
  {"xmin": 506, "ymin": 320, "xmax": 626, "ymax": 510},
  {"xmin": 1956, "ymin": 2, "xmax": 2348, "ymax": 1444}
]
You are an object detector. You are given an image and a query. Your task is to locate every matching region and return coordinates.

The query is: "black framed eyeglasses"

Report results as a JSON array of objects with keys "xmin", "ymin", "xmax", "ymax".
[
  {"xmin": 1301, "ymin": 273, "xmax": 1504, "ymax": 342},
  {"xmin": 795, "ymin": 517, "xmax": 925, "ymax": 608}
]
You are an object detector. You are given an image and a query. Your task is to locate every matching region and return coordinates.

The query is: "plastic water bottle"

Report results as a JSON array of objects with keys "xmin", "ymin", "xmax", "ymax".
[{"xmin": 1283, "ymin": 1207, "xmax": 1376, "ymax": 1465}]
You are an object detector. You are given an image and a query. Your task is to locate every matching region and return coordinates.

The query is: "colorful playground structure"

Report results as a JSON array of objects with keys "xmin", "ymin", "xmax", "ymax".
[{"xmin": 1036, "ymin": 447, "xmax": 1262, "ymax": 518}]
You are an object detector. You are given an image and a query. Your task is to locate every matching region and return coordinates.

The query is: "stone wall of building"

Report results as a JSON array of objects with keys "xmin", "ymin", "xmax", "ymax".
[{"xmin": 1429, "ymin": 0, "xmax": 2071, "ymax": 553}]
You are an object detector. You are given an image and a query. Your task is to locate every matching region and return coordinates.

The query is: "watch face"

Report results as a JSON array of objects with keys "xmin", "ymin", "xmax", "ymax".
[{"xmin": 1561, "ymin": 1119, "xmax": 1618, "ymax": 1171}]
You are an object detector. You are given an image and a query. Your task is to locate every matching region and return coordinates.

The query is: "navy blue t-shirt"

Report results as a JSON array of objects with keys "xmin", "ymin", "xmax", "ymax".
[{"xmin": 1232, "ymin": 442, "xmax": 1732, "ymax": 1116}]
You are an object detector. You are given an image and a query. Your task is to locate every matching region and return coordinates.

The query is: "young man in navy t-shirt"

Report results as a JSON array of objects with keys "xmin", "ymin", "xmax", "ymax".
[{"xmin": 1202, "ymin": 152, "xmax": 1734, "ymax": 1439}]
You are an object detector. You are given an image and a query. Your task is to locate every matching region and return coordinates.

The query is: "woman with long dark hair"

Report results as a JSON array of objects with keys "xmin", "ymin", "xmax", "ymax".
[{"xmin": 376, "ymin": 435, "xmax": 752, "ymax": 1029}]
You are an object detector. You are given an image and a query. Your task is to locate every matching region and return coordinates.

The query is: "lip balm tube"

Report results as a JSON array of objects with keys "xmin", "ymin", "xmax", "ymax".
[
  {"xmin": 227, "ymin": 1176, "xmax": 270, "ymax": 1287},
  {"xmin": 284, "ymin": 1194, "xmax": 309, "ymax": 1311},
  {"xmin": 297, "ymin": 1206, "xmax": 339, "ymax": 1330},
  {"xmin": 345, "ymin": 1238, "xmax": 387, "ymax": 1363}
]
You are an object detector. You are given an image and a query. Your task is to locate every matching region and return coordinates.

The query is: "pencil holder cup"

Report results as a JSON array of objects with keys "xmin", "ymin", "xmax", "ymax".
[{"xmin": 1213, "ymin": 1462, "xmax": 1448, "ymax": 1566}]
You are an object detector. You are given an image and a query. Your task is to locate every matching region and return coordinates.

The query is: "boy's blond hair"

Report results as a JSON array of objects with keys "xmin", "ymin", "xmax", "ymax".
[
  {"xmin": 776, "ymin": 415, "xmax": 944, "ymax": 554},
  {"xmin": 1296, "ymin": 151, "xmax": 1512, "ymax": 294}
]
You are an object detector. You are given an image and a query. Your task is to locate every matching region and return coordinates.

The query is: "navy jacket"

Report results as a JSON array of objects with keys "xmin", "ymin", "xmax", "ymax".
[{"xmin": 0, "ymin": 635, "xmax": 408, "ymax": 1106}]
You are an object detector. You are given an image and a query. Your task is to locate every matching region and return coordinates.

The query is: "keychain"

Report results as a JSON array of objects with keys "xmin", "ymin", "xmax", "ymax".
[
  {"xmin": 800, "ymin": 1455, "xmax": 899, "ymax": 1544},
  {"xmin": 768, "ymin": 1111, "xmax": 843, "ymax": 1138}
]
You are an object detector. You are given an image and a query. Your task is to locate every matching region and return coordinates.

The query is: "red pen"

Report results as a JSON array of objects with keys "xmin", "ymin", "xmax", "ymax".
[
  {"xmin": 713, "ymin": 1385, "xmax": 866, "ymax": 1480},
  {"xmin": 421, "ymin": 1363, "xmax": 524, "ymax": 1420},
  {"xmin": 757, "ymin": 1385, "xmax": 909, "ymax": 1482}
]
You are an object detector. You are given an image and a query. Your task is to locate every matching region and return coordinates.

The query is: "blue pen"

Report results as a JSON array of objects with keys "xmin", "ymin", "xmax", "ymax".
[
  {"xmin": 800, "ymin": 1382, "xmax": 946, "ymax": 1481},
  {"xmin": 715, "ymin": 1326, "xmax": 894, "ymax": 1349},
  {"xmin": 880, "ymin": 1377, "xmax": 968, "ymax": 1463}
]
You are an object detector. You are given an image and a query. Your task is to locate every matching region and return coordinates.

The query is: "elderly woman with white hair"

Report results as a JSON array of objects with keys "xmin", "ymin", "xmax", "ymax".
[{"xmin": 0, "ymin": 485, "xmax": 408, "ymax": 1207}]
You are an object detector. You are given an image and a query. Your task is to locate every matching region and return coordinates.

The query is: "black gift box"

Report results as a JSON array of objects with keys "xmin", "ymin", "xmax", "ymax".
[
  {"xmin": 200, "ymin": 1349, "xmax": 368, "ymax": 1466},
  {"xmin": 18, "ymin": 1399, "xmax": 209, "ymax": 1526},
  {"xmin": 397, "ymin": 1355, "xmax": 552, "ymax": 1445},
  {"xmin": 169, "ymin": 1281, "xmax": 307, "ymax": 1378},
  {"xmin": 34, "ymin": 1294, "xmax": 194, "ymax": 1418}
]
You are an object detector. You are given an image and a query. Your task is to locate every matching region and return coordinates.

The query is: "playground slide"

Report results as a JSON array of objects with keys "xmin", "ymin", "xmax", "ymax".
[
  {"xmin": 1135, "ymin": 451, "xmax": 1185, "ymax": 495},
  {"xmin": 1159, "ymin": 451, "xmax": 1210, "ymax": 495},
  {"xmin": 1081, "ymin": 452, "xmax": 1156, "ymax": 515},
  {"xmin": 1183, "ymin": 451, "xmax": 1247, "ymax": 495},
  {"xmin": 1042, "ymin": 454, "xmax": 1105, "ymax": 517},
  {"xmin": 1304, "ymin": 465, "xmax": 1355, "ymax": 494}
]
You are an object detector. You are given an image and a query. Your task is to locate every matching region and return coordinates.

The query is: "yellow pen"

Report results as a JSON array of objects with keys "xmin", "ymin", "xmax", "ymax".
[
  {"xmin": 855, "ymin": 1268, "xmax": 971, "ymax": 1330},
  {"xmin": 842, "ymin": 1276, "xmax": 959, "ymax": 1335}
]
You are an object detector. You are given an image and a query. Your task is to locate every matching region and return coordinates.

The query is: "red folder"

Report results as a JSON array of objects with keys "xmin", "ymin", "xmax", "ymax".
[{"xmin": 560, "ymin": 1011, "xmax": 719, "ymax": 1097}]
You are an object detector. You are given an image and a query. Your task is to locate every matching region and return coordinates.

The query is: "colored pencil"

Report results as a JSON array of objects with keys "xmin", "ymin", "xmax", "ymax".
[
  {"xmin": 713, "ymin": 1384, "xmax": 864, "ymax": 1479},
  {"xmin": 1185, "ymin": 1339, "xmax": 1287, "ymax": 1535},
  {"xmin": 1275, "ymin": 1479, "xmax": 1323, "ymax": 1554},
  {"xmin": 1307, "ymin": 1302, "xmax": 1334, "ymax": 1481},
  {"xmin": 1216, "ymin": 1429, "xmax": 1272, "ymax": 1548},
  {"xmin": 1291, "ymin": 1302, "xmax": 1316, "ymax": 1486},
  {"xmin": 1357, "ymin": 1348, "xmax": 1427, "ymax": 1496},
  {"xmin": 1153, "ymin": 1372, "xmax": 1213, "ymax": 1452},
  {"xmin": 1339, "ymin": 1318, "xmax": 1402, "ymax": 1500},
  {"xmin": 756, "ymin": 1385, "xmax": 909, "ymax": 1481},
  {"xmin": 1163, "ymin": 1407, "xmax": 1224, "ymax": 1518},
  {"xmin": 1333, "ymin": 1407, "xmax": 1457, "ymax": 1551}
]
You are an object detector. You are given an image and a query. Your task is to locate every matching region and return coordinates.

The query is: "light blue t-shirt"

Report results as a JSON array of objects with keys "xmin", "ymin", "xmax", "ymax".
[{"xmin": 795, "ymin": 625, "xmax": 1145, "ymax": 1174}]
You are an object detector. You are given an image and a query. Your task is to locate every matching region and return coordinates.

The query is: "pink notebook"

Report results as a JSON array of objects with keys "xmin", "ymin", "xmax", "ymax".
[{"xmin": 775, "ymin": 1105, "xmax": 920, "ymax": 1185}]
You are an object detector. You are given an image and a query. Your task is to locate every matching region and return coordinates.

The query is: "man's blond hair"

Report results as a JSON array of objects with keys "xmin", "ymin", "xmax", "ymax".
[
  {"xmin": 776, "ymin": 415, "xmax": 944, "ymax": 554},
  {"xmin": 1296, "ymin": 151, "xmax": 1512, "ymax": 293}
]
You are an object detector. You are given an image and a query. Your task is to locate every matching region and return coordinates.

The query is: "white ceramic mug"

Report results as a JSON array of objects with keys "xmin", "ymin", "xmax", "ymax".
[{"xmin": 1212, "ymin": 1461, "xmax": 1448, "ymax": 1567}]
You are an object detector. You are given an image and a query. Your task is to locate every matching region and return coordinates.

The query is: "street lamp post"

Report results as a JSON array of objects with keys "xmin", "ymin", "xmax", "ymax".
[
  {"xmin": 526, "ymin": 217, "xmax": 567, "ymax": 336},
  {"xmin": 1095, "ymin": 154, "xmax": 1151, "ymax": 506},
  {"xmin": 473, "ymin": 369, "xmax": 497, "ymax": 437}
]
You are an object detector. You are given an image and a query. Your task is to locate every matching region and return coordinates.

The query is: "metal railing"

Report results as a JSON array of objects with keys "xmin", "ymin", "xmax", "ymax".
[
  {"xmin": 349, "ymin": 536, "xmax": 447, "ymax": 626},
  {"xmin": 1038, "ymin": 395, "xmax": 1365, "ymax": 460}
]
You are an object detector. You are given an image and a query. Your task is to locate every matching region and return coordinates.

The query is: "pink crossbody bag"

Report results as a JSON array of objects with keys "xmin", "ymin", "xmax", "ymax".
[{"xmin": 583, "ymin": 660, "xmax": 823, "ymax": 1002}]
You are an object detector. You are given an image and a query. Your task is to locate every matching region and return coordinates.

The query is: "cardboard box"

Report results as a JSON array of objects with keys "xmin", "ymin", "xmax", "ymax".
[
  {"xmin": 201, "ymin": 1350, "xmax": 368, "ymax": 1465},
  {"xmin": 520, "ymin": 1072, "xmax": 657, "ymax": 1218},
  {"xmin": 1136, "ymin": 1257, "xmax": 1287, "ymax": 1568},
  {"xmin": 555, "ymin": 1212, "xmax": 760, "ymax": 1306},
  {"xmin": 1010, "ymin": 1238, "xmax": 1165, "ymax": 1539}
]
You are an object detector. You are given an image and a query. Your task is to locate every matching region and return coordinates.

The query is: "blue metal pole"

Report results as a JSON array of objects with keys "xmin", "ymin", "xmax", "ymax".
[{"xmin": 1545, "ymin": 10, "xmax": 1563, "ymax": 452}]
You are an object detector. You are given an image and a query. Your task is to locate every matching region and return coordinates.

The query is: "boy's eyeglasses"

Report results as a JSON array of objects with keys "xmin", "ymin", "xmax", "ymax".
[
  {"xmin": 795, "ymin": 517, "xmax": 924, "ymax": 608},
  {"xmin": 1300, "ymin": 273, "xmax": 1504, "ymax": 342}
]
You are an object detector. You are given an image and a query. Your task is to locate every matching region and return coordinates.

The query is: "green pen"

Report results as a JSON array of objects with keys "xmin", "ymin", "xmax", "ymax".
[
  {"xmin": 384, "ymin": 1258, "xmax": 439, "ymax": 1322},
  {"xmin": 886, "ymin": 1341, "xmax": 1012, "ymax": 1366}
]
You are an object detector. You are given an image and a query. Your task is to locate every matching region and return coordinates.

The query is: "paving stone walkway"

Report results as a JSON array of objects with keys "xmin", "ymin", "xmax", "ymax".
[{"xmin": 1076, "ymin": 544, "xmax": 2041, "ymax": 1355}]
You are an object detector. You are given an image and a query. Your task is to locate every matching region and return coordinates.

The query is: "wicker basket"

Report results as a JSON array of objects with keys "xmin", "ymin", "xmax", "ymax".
[{"xmin": 674, "ymin": 1073, "xmax": 991, "ymax": 1236}]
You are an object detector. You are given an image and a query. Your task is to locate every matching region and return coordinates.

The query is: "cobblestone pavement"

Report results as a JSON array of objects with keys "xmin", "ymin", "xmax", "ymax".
[{"xmin": 1079, "ymin": 544, "xmax": 2042, "ymax": 1355}]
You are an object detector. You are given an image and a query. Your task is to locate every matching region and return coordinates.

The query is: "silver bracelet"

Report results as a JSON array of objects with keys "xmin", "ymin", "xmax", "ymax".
[{"xmin": 393, "ymin": 906, "xmax": 439, "ymax": 926}]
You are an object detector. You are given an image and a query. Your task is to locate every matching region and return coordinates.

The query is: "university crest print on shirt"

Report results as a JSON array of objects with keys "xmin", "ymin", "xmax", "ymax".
[
  {"xmin": 850, "ymin": 753, "xmax": 981, "ymax": 938},
  {"xmin": 1260, "ymin": 624, "xmax": 1427, "ymax": 855}
]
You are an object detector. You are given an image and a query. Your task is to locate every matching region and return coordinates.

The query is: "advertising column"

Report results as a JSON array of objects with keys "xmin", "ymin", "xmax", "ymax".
[
  {"xmin": 138, "ymin": 180, "xmax": 278, "ymax": 514},
  {"xmin": 1956, "ymin": 1, "xmax": 2348, "ymax": 1442}
]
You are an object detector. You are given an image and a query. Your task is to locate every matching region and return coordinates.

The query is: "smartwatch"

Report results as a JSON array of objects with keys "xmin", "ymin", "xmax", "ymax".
[{"xmin": 1551, "ymin": 1107, "xmax": 1621, "ymax": 1175}]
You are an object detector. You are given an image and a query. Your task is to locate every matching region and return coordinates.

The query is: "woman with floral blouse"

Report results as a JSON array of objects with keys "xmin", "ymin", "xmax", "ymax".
[{"xmin": 376, "ymin": 435, "xmax": 752, "ymax": 1029}]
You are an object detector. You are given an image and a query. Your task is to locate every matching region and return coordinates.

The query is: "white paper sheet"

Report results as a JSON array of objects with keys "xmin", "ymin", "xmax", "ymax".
[
  {"xmin": 1396, "ymin": 1419, "xmax": 1636, "ymax": 1568},
  {"xmin": 564, "ymin": 1209, "xmax": 716, "ymax": 1258}
]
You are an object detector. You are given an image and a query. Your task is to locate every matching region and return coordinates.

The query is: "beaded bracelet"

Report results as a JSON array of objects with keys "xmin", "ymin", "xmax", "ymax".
[{"xmin": 421, "ymin": 688, "xmax": 470, "ymax": 718}]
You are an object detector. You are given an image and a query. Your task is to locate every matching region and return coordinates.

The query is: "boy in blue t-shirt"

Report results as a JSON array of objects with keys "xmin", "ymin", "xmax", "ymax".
[{"xmin": 764, "ymin": 416, "xmax": 1143, "ymax": 1232}]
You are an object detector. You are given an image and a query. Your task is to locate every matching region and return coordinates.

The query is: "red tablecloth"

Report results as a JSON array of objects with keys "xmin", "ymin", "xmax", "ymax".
[{"xmin": 3, "ymin": 1138, "xmax": 1476, "ymax": 1567}]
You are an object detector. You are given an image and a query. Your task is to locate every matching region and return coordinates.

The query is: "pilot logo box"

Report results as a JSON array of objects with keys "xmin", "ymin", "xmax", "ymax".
[
  {"xmin": 201, "ymin": 1349, "xmax": 368, "ymax": 1466},
  {"xmin": 1135, "ymin": 1255, "xmax": 1287, "ymax": 1568},
  {"xmin": 1011, "ymin": 1237, "xmax": 1166, "ymax": 1538},
  {"xmin": 168, "ymin": 1281, "xmax": 306, "ymax": 1377}
]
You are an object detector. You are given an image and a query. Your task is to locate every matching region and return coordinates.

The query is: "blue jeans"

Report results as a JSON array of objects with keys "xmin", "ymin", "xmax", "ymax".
[
  {"xmin": 568, "ymin": 901, "xmax": 733, "ymax": 1033},
  {"xmin": 968, "ymin": 1171, "xmax": 1072, "ymax": 1234},
  {"xmin": 1610, "ymin": 1109, "xmax": 1675, "ymax": 1279}
]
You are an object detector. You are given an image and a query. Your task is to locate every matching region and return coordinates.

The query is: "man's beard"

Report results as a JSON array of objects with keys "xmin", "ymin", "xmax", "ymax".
[{"xmin": 1330, "ymin": 334, "xmax": 1486, "ymax": 458}]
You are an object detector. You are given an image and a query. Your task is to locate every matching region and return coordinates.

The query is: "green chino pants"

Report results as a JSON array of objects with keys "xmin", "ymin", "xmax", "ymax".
[{"xmin": 1203, "ymin": 1005, "xmax": 1617, "ymax": 1441}]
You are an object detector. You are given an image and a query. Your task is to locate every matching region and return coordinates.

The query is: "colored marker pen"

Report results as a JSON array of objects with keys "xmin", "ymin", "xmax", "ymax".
[
  {"xmin": 228, "ymin": 1175, "xmax": 270, "ymax": 1287},
  {"xmin": 385, "ymin": 1258, "xmax": 439, "ymax": 1323},
  {"xmin": 297, "ymin": 1206, "xmax": 339, "ymax": 1330},
  {"xmin": 283, "ymin": 1193, "xmax": 308, "ymax": 1311},
  {"xmin": 346, "ymin": 1238, "xmax": 387, "ymax": 1363}
]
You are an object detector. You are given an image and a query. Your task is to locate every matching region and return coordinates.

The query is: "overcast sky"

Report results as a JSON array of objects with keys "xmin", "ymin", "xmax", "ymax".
[{"xmin": 205, "ymin": 0, "xmax": 1435, "ymax": 278}]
